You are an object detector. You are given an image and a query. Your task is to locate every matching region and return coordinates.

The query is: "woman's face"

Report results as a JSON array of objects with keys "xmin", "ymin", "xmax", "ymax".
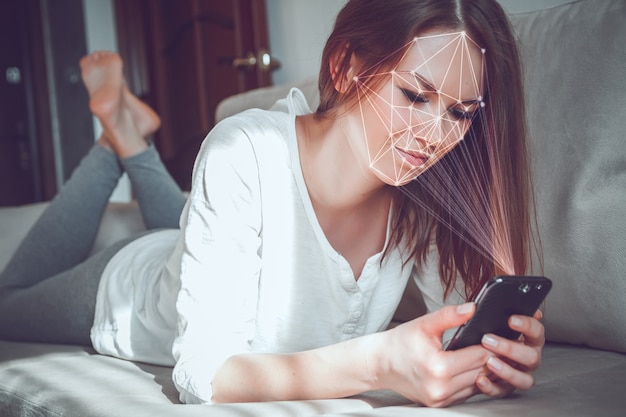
[{"xmin": 351, "ymin": 30, "xmax": 485, "ymax": 186}]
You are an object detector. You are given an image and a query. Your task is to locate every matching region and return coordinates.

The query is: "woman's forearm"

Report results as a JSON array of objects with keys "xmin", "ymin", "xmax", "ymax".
[
  {"xmin": 211, "ymin": 333, "xmax": 383, "ymax": 403},
  {"xmin": 210, "ymin": 304, "xmax": 488, "ymax": 405}
]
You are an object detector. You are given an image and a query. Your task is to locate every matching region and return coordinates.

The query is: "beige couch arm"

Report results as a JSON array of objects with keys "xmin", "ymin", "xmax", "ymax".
[{"xmin": 215, "ymin": 77, "xmax": 319, "ymax": 123}]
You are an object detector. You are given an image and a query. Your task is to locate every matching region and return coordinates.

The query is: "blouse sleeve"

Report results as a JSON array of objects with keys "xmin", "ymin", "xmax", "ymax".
[{"xmin": 170, "ymin": 121, "xmax": 263, "ymax": 404}]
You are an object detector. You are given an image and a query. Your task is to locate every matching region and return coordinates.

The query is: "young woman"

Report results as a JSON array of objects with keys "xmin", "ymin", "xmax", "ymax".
[{"xmin": 0, "ymin": 0, "xmax": 543, "ymax": 408}]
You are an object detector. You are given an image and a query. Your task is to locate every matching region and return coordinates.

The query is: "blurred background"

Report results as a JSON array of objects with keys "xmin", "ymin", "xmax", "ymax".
[{"xmin": 0, "ymin": 0, "xmax": 574, "ymax": 205}]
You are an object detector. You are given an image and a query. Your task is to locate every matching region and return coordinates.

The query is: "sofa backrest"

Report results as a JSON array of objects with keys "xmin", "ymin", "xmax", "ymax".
[{"xmin": 510, "ymin": 0, "xmax": 626, "ymax": 353}]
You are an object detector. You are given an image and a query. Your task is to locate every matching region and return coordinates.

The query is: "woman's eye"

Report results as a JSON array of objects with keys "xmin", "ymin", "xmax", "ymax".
[
  {"xmin": 450, "ymin": 108, "xmax": 475, "ymax": 121},
  {"xmin": 400, "ymin": 88, "xmax": 428, "ymax": 104}
]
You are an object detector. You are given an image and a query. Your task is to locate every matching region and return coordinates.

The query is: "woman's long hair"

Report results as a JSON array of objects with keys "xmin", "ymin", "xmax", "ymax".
[{"xmin": 316, "ymin": 0, "xmax": 536, "ymax": 300}]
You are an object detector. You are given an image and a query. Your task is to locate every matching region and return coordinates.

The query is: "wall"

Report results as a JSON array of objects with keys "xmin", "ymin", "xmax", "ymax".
[
  {"xmin": 266, "ymin": 0, "xmax": 577, "ymax": 85},
  {"xmin": 266, "ymin": 0, "xmax": 345, "ymax": 85}
]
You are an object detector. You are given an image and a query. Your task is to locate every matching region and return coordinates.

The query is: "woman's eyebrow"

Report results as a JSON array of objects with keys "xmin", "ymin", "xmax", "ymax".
[{"xmin": 411, "ymin": 71, "xmax": 438, "ymax": 92}]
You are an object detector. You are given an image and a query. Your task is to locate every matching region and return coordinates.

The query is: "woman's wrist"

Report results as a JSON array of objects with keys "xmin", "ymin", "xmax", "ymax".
[{"xmin": 362, "ymin": 331, "xmax": 386, "ymax": 392}]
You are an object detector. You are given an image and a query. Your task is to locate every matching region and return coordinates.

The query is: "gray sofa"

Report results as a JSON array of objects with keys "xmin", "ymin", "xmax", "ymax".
[{"xmin": 1, "ymin": 0, "xmax": 625, "ymax": 415}]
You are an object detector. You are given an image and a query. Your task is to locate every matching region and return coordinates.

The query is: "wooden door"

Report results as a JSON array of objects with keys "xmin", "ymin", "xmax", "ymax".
[
  {"xmin": 115, "ymin": 0, "xmax": 276, "ymax": 190},
  {"xmin": 0, "ymin": 1, "xmax": 39, "ymax": 205},
  {"xmin": 0, "ymin": 0, "xmax": 92, "ymax": 206}
]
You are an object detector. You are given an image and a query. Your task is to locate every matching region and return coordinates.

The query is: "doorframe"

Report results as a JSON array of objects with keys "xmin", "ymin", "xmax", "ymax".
[{"xmin": 13, "ymin": 0, "xmax": 56, "ymax": 201}]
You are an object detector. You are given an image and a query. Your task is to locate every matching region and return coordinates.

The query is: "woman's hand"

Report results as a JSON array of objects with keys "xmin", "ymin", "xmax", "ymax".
[
  {"xmin": 369, "ymin": 303, "xmax": 491, "ymax": 407},
  {"xmin": 475, "ymin": 310, "xmax": 545, "ymax": 397}
]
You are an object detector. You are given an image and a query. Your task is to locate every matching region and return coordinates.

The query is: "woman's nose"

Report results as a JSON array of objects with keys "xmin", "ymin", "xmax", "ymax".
[
  {"xmin": 425, "ymin": 108, "xmax": 463, "ymax": 149},
  {"xmin": 413, "ymin": 113, "xmax": 447, "ymax": 152}
]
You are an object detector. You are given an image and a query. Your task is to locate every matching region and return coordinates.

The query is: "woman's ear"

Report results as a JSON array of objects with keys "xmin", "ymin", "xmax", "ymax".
[{"xmin": 329, "ymin": 44, "xmax": 354, "ymax": 94}]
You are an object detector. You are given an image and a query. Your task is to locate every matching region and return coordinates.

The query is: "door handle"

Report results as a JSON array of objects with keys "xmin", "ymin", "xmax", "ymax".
[{"xmin": 232, "ymin": 49, "xmax": 280, "ymax": 72}]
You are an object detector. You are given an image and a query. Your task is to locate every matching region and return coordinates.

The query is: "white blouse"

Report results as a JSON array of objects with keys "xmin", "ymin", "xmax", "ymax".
[{"xmin": 90, "ymin": 88, "xmax": 464, "ymax": 404}]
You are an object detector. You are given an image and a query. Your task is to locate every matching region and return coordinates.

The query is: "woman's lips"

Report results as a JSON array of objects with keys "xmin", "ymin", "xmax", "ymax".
[{"xmin": 395, "ymin": 147, "xmax": 429, "ymax": 167}]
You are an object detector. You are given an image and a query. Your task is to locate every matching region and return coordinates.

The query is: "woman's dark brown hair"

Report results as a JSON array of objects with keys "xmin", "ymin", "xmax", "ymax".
[{"xmin": 317, "ymin": 0, "xmax": 535, "ymax": 300}]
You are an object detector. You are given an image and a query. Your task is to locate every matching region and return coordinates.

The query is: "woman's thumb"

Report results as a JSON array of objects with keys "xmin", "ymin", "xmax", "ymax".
[{"xmin": 422, "ymin": 303, "xmax": 475, "ymax": 336}]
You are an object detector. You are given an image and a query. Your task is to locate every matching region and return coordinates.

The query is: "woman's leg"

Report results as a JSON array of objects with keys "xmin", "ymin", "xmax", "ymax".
[
  {"xmin": 122, "ymin": 148, "xmax": 187, "ymax": 230},
  {"xmin": 0, "ymin": 146, "xmax": 127, "ymax": 345},
  {"xmin": 0, "ymin": 51, "xmax": 185, "ymax": 344},
  {"xmin": 0, "ymin": 52, "xmax": 146, "ymax": 291},
  {"xmin": 0, "ymin": 146, "xmax": 122, "ymax": 288},
  {"xmin": 83, "ymin": 51, "xmax": 186, "ymax": 229},
  {"xmin": 0, "ymin": 52, "xmax": 155, "ymax": 344},
  {"xmin": 0, "ymin": 235, "xmax": 138, "ymax": 345}
]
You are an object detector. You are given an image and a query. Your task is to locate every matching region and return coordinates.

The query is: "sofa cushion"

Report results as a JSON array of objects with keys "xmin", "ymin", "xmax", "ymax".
[
  {"xmin": 509, "ymin": 0, "xmax": 626, "ymax": 353},
  {"xmin": 0, "ymin": 202, "xmax": 48, "ymax": 272},
  {"xmin": 0, "ymin": 341, "xmax": 408, "ymax": 417},
  {"xmin": 1, "ymin": 340, "xmax": 625, "ymax": 416}
]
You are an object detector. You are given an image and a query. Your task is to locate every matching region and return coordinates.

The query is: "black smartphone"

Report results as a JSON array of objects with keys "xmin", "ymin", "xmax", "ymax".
[{"xmin": 444, "ymin": 275, "xmax": 552, "ymax": 351}]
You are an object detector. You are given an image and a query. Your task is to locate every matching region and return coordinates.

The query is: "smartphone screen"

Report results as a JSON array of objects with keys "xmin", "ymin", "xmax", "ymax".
[{"xmin": 444, "ymin": 275, "xmax": 552, "ymax": 351}]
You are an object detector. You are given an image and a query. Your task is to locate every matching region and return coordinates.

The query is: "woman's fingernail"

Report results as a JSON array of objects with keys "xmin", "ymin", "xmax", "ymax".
[
  {"xmin": 488, "ymin": 356, "xmax": 503, "ymax": 371},
  {"xmin": 510, "ymin": 316, "xmax": 523, "ymax": 328},
  {"xmin": 482, "ymin": 334, "xmax": 498, "ymax": 347},
  {"xmin": 477, "ymin": 376, "xmax": 489, "ymax": 388},
  {"xmin": 457, "ymin": 303, "xmax": 473, "ymax": 314}
]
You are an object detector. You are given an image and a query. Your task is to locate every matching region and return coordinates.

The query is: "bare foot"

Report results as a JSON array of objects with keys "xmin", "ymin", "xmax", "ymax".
[
  {"xmin": 123, "ymin": 88, "xmax": 161, "ymax": 137},
  {"xmin": 80, "ymin": 51, "xmax": 156, "ymax": 158},
  {"xmin": 95, "ymin": 88, "xmax": 162, "ymax": 152}
]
